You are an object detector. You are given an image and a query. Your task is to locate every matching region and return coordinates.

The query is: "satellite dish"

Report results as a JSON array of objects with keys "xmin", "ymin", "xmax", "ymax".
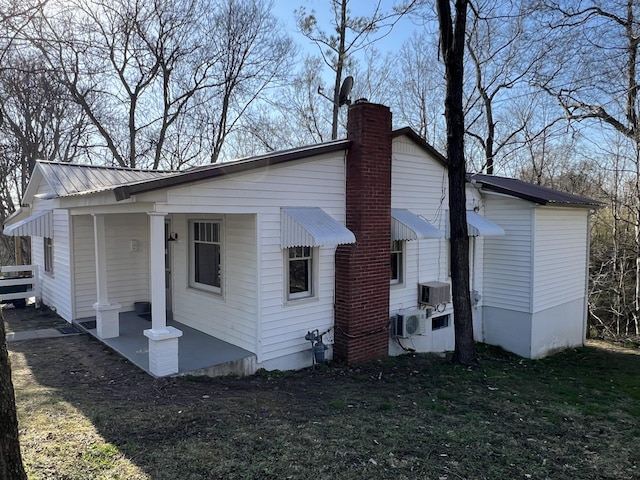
[{"xmin": 338, "ymin": 75, "xmax": 354, "ymax": 107}]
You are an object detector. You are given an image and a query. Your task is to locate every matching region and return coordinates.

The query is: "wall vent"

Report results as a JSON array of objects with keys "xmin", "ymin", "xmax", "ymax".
[{"xmin": 419, "ymin": 281, "xmax": 451, "ymax": 306}]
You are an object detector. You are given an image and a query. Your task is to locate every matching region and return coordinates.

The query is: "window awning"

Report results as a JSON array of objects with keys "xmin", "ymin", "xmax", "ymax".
[
  {"xmin": 3, "ymin": 210, "xmax": 52, "ymax": 238},
  {"xmin": 466, "ymin": 211, "xmax": 504, "ymax": 237},
  {"xmin": 281, "ymin": 207, "xmax": 356, "ymax": 248},
  {"xmin": 391, "ymin": 209, "xmax": 443, "ymax": 241}
]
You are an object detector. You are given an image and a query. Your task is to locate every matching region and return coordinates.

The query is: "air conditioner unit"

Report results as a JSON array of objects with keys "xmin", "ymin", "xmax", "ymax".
[
  {"xmin": 392, "ymin": 309, "xmax": 428, "ymax": 338},
  {"xmin": 419, "ymin": 281, "xmax": 451, "ymax": 306}
]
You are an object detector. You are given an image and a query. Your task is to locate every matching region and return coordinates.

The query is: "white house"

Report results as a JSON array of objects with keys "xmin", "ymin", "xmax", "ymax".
[{"xmin": 2, "ymin": 102, "xmax": 599, "ymax": 376}]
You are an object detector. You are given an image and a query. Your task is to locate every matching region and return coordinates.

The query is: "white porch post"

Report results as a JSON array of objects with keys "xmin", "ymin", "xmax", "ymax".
[
  {"xmin": 144, "ymin": 212, "xmax": 182, "ymax": 376},
  {"xmin": 92, "ymin": 214, "xmax": 121, "ymax": 338}
]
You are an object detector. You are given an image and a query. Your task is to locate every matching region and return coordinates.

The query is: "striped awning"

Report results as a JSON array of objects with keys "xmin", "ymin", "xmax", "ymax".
[
  {"xmin": 391, "ymin": 209, "xmax": 443, "ymax": 241},
  {"xmin": 466, "ymin": 211, "xmax": 504, "ymax": 237},
  {"xmin": 281, "ymin": 207, "xmax": 356, "ymax": 248},
  {"xmin": 3, "ymin": 210, "xmax": 52, "ymax": 237}
]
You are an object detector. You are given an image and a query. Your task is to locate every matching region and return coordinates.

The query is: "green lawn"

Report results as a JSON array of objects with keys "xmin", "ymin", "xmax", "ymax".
[{"xmin": 8, "ymin": 336, "xmax": 640, "ymax": 479}]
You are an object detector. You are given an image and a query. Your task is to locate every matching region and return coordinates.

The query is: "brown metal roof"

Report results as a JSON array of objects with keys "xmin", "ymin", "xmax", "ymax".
[
  {"xmin": 113, "ymin": 140, "xmax": 351, "ymax": 201},
  {"xmin": 468, "ymin": 173, "xmax": 602, "ymax": 208}
]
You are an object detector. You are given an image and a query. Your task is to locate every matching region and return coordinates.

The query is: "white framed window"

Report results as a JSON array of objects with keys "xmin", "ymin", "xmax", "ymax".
[
  {"xmin": 287, "ymin": 246, "xmax": 314, "ymax": 300},
  {"xmin": 390, "ymin": 240, "xmax": 404, "ymax": 285},
  {"xmin": 189, "ymin": 220, "xmax": 222, "ymax": 294},
  {"xmin": 44, "ymin": 237, "xmax": 53, "ymax": 274}
]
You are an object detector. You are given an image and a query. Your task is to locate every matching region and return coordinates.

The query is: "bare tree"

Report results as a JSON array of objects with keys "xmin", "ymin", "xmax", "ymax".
[
  {"xmin": 201, "ymin": 0, "xmax": 295, "ymax": 163},
  {"xmin": 437, "ymin": 0, "xmax": 477, "ymax": 366},
  {"xmin": 534, "ymin": 0, "xmax": 640, "ymax": 336},
  {"xmin": 392, "ymin": 31, "xmax": 447, "ymax": 148},
  {"xmin": 463, "ymin": 1, "xmax": 550, "ymax": 174},
  {"xmin": 23, "ymin": 0, "xmax": 291, "ymax": 168},
  {"xmin": 296, "ymin": 0, "xmax": 421, "ymax": 139}
]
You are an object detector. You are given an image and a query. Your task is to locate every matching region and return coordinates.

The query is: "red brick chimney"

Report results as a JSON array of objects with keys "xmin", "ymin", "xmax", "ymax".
[{"xmin": 334, "ymin": 101, "xmax": 392, "ymax": 364}]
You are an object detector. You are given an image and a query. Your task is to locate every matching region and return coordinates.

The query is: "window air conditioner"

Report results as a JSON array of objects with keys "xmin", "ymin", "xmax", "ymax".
[
  {"xmin": 419, "ymin": 281, "xmax": 451, "ymax": 306},
  {"xmin": 392, "ymin": 308, "xmax": 428, "ymax": 338}
]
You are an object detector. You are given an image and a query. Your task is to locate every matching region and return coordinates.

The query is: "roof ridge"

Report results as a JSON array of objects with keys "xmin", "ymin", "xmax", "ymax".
[{"xmin": 37, "ymin": 160, "xmax": 177, "ymax": 174}]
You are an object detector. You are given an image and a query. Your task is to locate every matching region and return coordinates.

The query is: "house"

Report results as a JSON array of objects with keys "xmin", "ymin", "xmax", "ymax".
[{"xmin": 2, "ymin": 102, "xmax": 600, "ymax": 376}]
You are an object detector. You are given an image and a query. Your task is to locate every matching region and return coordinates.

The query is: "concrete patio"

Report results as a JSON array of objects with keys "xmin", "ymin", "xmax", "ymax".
[{"xmin": 75, "ymin": 311, "xmax": 256, "ymax": 377}]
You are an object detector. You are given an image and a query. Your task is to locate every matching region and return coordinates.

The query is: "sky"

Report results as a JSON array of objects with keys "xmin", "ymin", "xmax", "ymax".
[{"xmin": 270, "ymin": 0, "xmax": 429, "ymax": 62}]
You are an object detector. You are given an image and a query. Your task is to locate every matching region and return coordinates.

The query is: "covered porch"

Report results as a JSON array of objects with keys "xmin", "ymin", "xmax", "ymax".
[{"xmin": 75, "ymin": 311, "xmax": 256, "ymax": 377}]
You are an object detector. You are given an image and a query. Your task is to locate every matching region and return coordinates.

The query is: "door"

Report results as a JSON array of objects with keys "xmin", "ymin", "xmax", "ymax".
[{"xmin": 164, "ymin": 220, "xmax": 173, "ymax": 319}]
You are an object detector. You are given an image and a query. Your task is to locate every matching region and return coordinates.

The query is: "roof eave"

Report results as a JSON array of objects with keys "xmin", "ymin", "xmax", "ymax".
[{"xmin": 113, "ymin": 140, "xmax": 352, "ymax": 201}]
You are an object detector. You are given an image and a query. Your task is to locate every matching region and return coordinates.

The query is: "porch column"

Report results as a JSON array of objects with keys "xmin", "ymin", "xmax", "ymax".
[
  {"xmin": 92, "ymin": 214, "xmax": 121, "ymax": 338},
  {"xmin": 144, "ymin": 212, "xmax": 182, "ymax": 376}
]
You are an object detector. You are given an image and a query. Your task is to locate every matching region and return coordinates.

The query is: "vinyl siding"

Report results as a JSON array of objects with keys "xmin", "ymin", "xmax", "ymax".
[
  {"xmin": 532, "ymin": 208, "xmax": 588, "ymax": 312},
  {"xmin": 390, "ymin": 137, "xmax": 449, "ymax": 312},
  {"xmin": 105, "ymin": 214, "xmax": 150, "ymax": 310},
  {"xmin": 72, "ymin": 215, "xmax": 96, "ymax": 318},
  {"xmin": 32, "ymin": 210, "xmax": 73, "ymax": 321},
  {"xmin": 164, "ymin": 154, "xmax": 347, "ymax": 362},
  {"xmin": 482, "ymin": 197, "xmax": 533, "ymax": 313},
  {"xmin": 72, "ymin": 213, "xmax": 150, "ymax": 318}
]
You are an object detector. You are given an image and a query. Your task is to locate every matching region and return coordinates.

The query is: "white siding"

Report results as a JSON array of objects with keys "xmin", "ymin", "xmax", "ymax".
[
  {"xmin": 32, "ymin": 210, "xmax": 73, "ymax": 321},
  {"xmin": 163, "ymin": 154, "xmax": 347, "ymax": 362},
  {"xmin": 171, "ymin": 214, "xmax": 258, "ymax": 353},
  {"xmin": 105, "ymin": 214, "xmax": 150, "ymax": 310},
  {"xmin": 390, "ymin": 137, "xmax": 449, "ymax": 312},
  {"xmin": 388, "ymin": 137, "xmax": 456, "ymax": 354},
  {"xmin": 73, "ymin": 213, "xmax": 150, "ymax": 318},
  {"xmin": 72, "ymin": 215, "xmax": 96, "ymax": 318},
  {"xmin": 532, "ymin": 208, "xmax": 588, "ymax": 312},
  {"xmin": 482, "ymin": 197, "xmax": 533, "ymax": 312}
]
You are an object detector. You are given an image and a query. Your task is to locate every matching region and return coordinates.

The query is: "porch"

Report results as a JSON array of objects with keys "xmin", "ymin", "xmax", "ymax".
[{"xmin": 75, "ymin": 311, "xmax": 256, "ymax": 377}]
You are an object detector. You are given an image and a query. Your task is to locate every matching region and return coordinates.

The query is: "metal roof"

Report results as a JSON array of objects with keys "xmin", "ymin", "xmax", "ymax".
[
  {"xmin": 3, "ymin": 210, "xmax": 52, "ymax": 237},
  {"xmin": 280, "ymin": 207, "xmax": 356, "ymax": 248},
  {"xmin": 37, "ymin": 161, "xmax": 176, "ymax": 198},
  {"xmin": 466, "ymin": 211, "xmax": 505, "ymax": 237},
  {"xmin": 391, "ymin": 209, "xmax": 443, "ymax": 240},
  {"xmin": 469, "ymin": 173, "xmax": 602, "ymax": 208}
]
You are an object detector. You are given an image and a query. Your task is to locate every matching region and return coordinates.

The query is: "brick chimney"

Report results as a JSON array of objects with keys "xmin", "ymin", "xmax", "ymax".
[{"xmin": 334, "ymin": 101, "xmax": 392, "ymax": 364}]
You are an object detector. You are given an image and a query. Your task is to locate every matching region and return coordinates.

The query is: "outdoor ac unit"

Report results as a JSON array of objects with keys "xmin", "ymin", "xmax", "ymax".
[
  {"xmin": 419, "ymin": 281, "xmax": 451, "ymax": 306},
  {"xmin": 392, "ymin": 309, "xmax": 428, "ymax": 338}
]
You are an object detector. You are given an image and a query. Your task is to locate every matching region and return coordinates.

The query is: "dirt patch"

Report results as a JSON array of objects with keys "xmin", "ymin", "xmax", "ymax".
[{"xmin": 2, "ymin": 304, "xmax": 68, "ymax": 333}]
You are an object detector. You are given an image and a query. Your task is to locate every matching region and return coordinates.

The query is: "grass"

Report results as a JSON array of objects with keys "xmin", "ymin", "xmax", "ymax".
[{"xmin": 7, "ymin": 335, "xmax": 640, "ymax": 479}]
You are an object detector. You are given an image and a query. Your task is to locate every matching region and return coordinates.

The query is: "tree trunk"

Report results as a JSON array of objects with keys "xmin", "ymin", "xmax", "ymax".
[
  {"xmin": 437, "ymin": 0, "xmax": 477, "ymax": 366},
  {"xmin": 0, "ymin": 315, "xmax": 27, "ymax": 480}
]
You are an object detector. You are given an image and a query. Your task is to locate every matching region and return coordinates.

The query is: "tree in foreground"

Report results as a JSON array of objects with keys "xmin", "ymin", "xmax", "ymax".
[
  {"xmin": 0, "ymin": 315, "xmax": 27, "ymax": 480},
  {"xmin": 436, "ymin": 0, "xmax": 477, "ymax": 366}
]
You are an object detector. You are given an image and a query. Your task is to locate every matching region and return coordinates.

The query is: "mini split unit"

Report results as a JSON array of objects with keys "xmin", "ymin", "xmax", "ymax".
[{"xmin": 392, "ymin": 308, "xmax": 429, "ymax": 338}]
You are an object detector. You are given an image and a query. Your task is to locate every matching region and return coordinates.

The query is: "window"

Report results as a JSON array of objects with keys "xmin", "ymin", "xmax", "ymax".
[
  {"xmin": 390, "ymin": 240, "xmax": 404, "ymax": 285},
  {"xmin": 432, "ymin": 314, "xmax": 450, "ymax": 330},
  {"xmin": 287, "ymin": 246, "xmax": 313, "ymax": 300},
  {"xmin": 44, "ymin": 237, "xmax": 53, "ymax": 273},
  {"xmin": 190, "ymin": 220, "xmax": 221, "ymax": 293}
]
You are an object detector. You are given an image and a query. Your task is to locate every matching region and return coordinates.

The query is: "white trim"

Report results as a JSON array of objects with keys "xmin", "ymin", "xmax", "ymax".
[{"xmin": 188, "ymin": 219, "xmax": 223, "ymax": 294}]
